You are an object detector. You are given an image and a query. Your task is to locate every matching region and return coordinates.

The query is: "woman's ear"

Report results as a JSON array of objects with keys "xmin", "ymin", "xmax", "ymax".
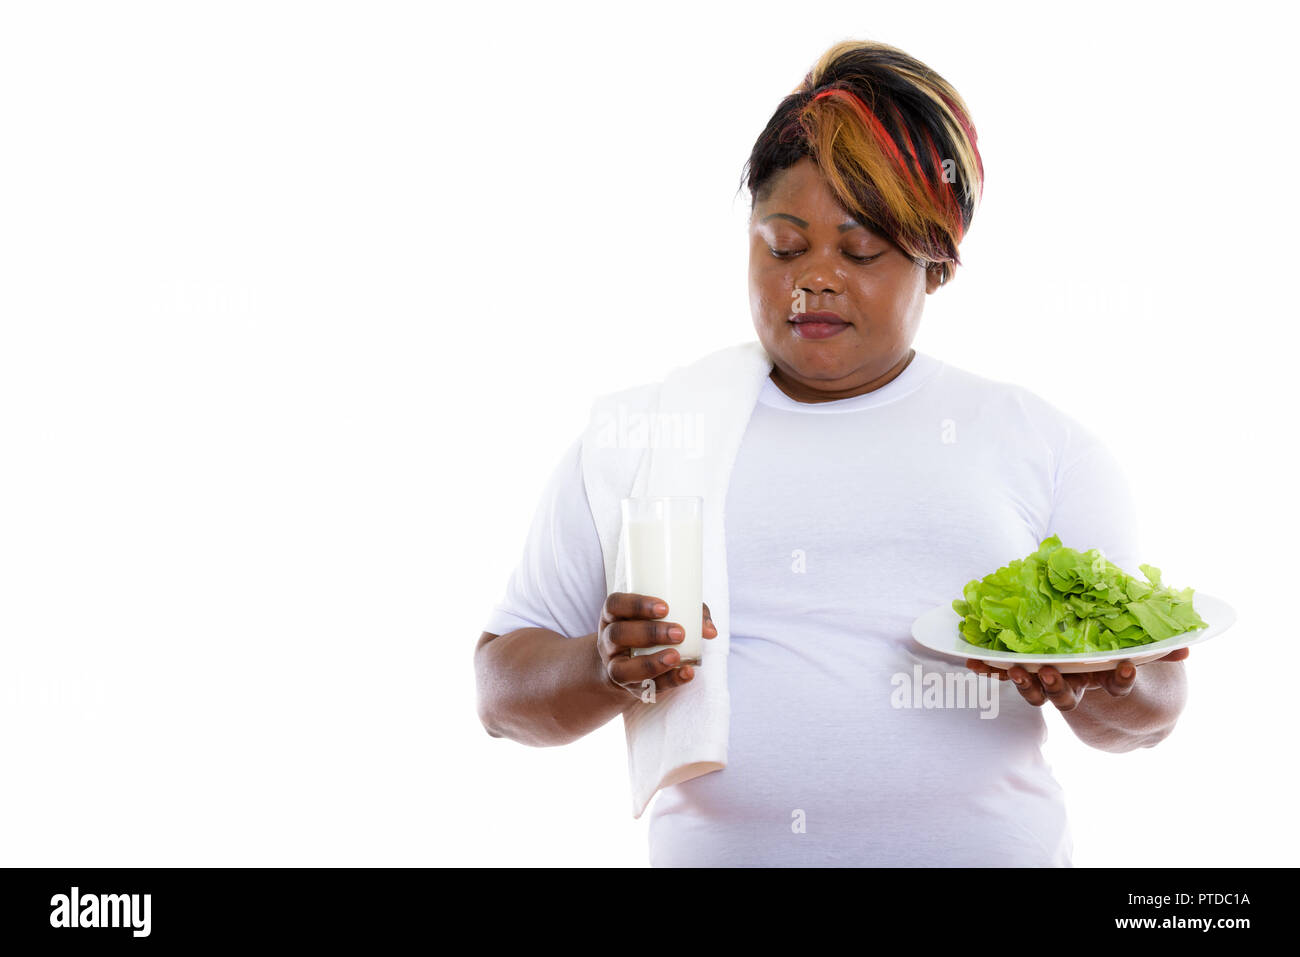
[{"xmin": 925, "ymin": 263, "xmax": 946, "ymax": 294}]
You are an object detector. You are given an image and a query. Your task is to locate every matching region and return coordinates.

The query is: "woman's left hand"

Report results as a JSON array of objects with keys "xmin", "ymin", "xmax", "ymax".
[{"xmin": 964, "ymin": 648, "xmax": 1190, "ymax": 713}]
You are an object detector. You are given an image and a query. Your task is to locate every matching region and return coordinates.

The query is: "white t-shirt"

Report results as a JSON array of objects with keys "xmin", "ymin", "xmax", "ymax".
[{"xmin": 483, "ymin": 349, "xmax": 1141, "ymax": 867}]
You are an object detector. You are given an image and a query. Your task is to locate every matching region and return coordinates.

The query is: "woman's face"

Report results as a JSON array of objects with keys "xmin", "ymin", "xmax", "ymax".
[{"xmin": 748, "ymin": 156, "xmax": 942, "ymax": 401}]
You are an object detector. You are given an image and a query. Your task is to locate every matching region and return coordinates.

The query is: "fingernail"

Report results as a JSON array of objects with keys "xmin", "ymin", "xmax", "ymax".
[
  {"xmin": 669, "ymin": 626, "xmax": 684, "ymax": 641},
  {"xmin": 1120, "ymin": 664, "xmax": 1134, "ymax": 679},
  {"xmin": 1012, "ymin": 675, "xmax": 1026, "ymax": 686},
  {"xmin": 653, "ymin": 603, "xmax": 668, "ymax": 616},
  {"xmin": 1041, "ymin": 673, "xmax": 1055, "ymax": 686}
]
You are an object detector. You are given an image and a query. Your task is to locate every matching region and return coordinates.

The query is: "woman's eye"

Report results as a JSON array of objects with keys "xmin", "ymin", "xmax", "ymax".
[{"xmin": 768, "ymin": 246, "xmax": 881, "ymax": 263}]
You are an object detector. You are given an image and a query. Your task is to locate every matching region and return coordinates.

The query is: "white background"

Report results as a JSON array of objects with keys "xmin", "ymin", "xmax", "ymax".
[{"xmin": 1, "ymin": 0, "xmax": 1295, "ymax": 867}]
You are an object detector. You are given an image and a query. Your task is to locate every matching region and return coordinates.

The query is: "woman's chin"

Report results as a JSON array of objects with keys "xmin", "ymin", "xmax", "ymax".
[
  {"xmin": 778, "ymin": 339, "xmax": 856, "ymax": 372},
  {"xmin": 775, "ymin": 354, "xmax": 857, "ymax": 385}
]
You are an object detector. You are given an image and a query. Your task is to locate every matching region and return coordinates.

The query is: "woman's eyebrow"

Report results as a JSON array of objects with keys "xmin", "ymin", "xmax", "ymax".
[{"xmin": 760, "ymin": 212, "xmax": 865, "ymax": 232}]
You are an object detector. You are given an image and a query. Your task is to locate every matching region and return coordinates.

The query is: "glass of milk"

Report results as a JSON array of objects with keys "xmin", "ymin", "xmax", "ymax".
[{"xmin": 620, "ymin": 496, "xmax": 704, "ymax": 666}]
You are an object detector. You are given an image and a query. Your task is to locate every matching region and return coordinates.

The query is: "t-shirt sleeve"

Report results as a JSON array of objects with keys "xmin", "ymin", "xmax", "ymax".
[
  {"xmin": 1044, "ymin": 417, "xmax": 1143, "ymax": 576},
  {"xmin": 481, "ymin": 436, "xmax": 609, "ymax": 640}
]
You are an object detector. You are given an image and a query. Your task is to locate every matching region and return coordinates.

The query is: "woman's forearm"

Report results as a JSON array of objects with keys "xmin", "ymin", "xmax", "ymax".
[
  {"xmin": 1060, "ymin": 660, "xmax": 1188, "ymax": 752},
  {"xmin": 475, "ymin": 628, "xmax": 635, "ymax": 747}
]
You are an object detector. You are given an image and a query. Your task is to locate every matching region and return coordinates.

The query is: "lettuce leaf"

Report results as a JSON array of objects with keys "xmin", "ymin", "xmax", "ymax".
[{"xmin": 951, "ymin": 536, "xmax": 1207, "ymax": 654}]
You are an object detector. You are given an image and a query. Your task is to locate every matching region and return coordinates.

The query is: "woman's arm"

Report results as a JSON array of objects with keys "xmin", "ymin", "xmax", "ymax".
[
  {"xmin": 475, "ymin": 628, "xmax": 634, "ymax": 747},
  {"xmin": 1054, "ymin": 658, "xmax": 1189, "ymax": 752},
  {"xmin": 970, "ymin": 650, "xmax": 1191, "ymax": 752},
  {"xmin": 967, "ymin": 648, "xmax": 1190, "ymax": 752}
]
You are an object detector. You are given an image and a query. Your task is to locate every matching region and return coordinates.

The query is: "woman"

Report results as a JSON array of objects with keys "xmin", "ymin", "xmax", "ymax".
[{"xmin": 474, "ymin": 39, "xmax": 1188, "ymax": 867}]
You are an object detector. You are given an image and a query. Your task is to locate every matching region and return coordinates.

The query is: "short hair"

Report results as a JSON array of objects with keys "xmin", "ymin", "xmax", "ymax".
[{"xmin": 739, "ymin": 40, "xmax": 984, "ymax": 286}]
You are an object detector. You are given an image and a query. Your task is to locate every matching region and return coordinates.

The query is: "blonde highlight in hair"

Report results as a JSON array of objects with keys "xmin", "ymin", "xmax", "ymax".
[{"xmin": 740, "ymin": 40, "xmax": 984, "ymax": 286}]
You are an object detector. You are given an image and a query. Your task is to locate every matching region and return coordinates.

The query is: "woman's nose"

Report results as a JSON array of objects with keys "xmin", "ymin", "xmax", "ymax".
[{"xmin": 795, "ymin": 250, "xmax": 844, "ymax": 295}]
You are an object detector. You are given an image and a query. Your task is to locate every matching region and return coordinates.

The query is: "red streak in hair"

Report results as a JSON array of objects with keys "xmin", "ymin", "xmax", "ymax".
[{"xmin": 812, "ymin": 88, "xmax": 910, "ymax": 176}]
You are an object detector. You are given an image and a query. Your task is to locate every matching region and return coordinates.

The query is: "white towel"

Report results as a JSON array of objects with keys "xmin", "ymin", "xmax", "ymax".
[{"xmin": 580, "ymin": 339, "xmax": 775, "ymax": 817}]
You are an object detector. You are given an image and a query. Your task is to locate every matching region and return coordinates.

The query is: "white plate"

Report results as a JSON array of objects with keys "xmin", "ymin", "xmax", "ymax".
[{"xmin": 910, "ymin": 591, "xmax": 1236, "ymax": 674}]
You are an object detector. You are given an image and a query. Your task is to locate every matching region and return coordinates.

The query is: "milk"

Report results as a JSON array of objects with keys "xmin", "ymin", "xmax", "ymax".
[{"xmin": 623, "ymin": 505, "xmax": 704, "ymax": 665}]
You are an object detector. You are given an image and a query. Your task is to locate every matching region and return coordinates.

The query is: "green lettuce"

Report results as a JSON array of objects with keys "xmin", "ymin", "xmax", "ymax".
[{"xmin": 951, "ymin": 536, "xmax": 1207, "ymax": 654}]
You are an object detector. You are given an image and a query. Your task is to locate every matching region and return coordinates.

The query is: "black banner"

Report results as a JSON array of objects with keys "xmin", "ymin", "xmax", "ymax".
[{"xmin": 0, "ymin": 866, "xmax": 1284, "ymax": 944}]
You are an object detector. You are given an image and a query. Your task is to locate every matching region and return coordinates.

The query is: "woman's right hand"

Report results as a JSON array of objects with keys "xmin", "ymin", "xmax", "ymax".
[{"xmin": 597, "ymin": 593, "xmax": 717, "ymax": 703}]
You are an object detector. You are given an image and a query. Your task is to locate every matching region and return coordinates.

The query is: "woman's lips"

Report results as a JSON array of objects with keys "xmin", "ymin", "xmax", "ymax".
[{"xmin": 789, "ymin": 313, "xmax": 850, "ymax": 340}]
